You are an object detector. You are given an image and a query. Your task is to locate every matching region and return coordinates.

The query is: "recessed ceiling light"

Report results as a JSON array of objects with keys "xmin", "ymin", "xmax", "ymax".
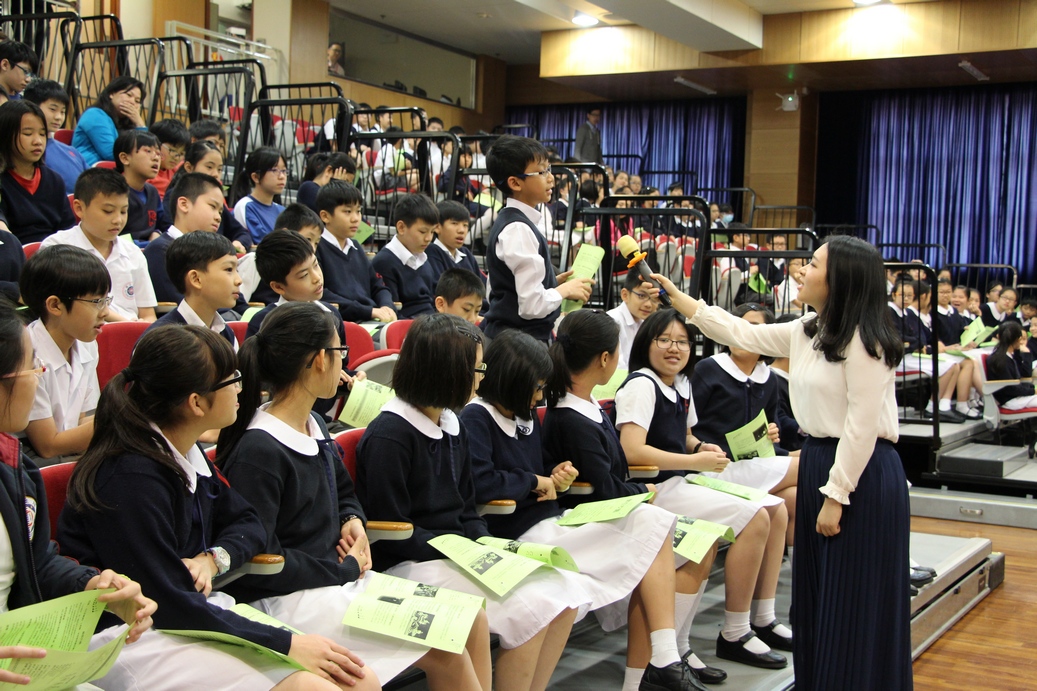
[{"xmin": 572, "ymin": 12, "xmax": 599, "ymax": 27}]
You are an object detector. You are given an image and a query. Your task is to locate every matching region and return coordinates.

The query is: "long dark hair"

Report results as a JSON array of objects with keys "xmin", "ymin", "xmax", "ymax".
[
  {"xmin": 479, "ymin": 330, "xmax": 552, "ymax": 418},
  {"xmin": 393, "ymin": 313, "xmax": 482, "ymax": 411},
  {"xmin": 0, "ymin": 302, "xmax": 26, "ymax": 417},
  {"xmin": 629, "ymin": 308, "xmax": 695, "ymax": 378},
  {"xmin": 167, "ymin": 139, "xmax": 221, "ymax": 192},
  {"xmin": 993, "ymin": 321, "xmax": 1024, "ymax": 358},
  {"xmin": 91, "ymin": 75, "xmax": 146, "ymax": 131},
  {"xmin": 67, "ymin": 325, "xmax": 237, "ymax": 512},
  {"xmin": 0, "ymin": 100, "xmax": 47, "ymax": 171},
  {"xmin": 802, "ymin": 235, "xmax": 904, "ymax": 369},
  {"xmin": 229, "ymin": 146, "xmax": 283, "ymax": 205},
  {"xmin": 216, "ymin": 302, "xmax": 339, "ymax": 463},
  {"xmin": 545, "ymin": 310, "xmax": 619, "ymax": 407}
]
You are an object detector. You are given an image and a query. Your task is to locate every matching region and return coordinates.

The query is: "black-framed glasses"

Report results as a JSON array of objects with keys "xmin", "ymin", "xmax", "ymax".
[
  {"xmin": 211, "ymin": 370, "xmax": 242, "ymax": 392},
  {"xmin": 474, "ymin": 364, "xmax": 487, "ymax": 376},
  {"xmin": 13, "ymin": 64, "xmax": 34, "ymax": 80},
  {"xmin": 515, "ymin": 170, "xmax": 550, "ymax": 179},
  {"xmin": 654, "ymin": 337, "xmax": 691, "ymax": 352},
  {"xmin": 306, "ymin": 345, "xmax": 350, "ymax": 368},
  {"xmin": 71, "ymin": 296, "xmax": 114, "ymax": 310},
  {"xmin": 535, "ymin": 382, "xmax": 545, "ymax": 392}
]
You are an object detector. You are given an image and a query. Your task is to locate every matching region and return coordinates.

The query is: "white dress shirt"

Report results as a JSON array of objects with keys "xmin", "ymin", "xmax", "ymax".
[
  {"xmin": 486, "ymin": 198, "xmax": 561, "ymax": 320},
  {"xmin": 384, "ymin": 236, "xmax": 427, "ymax": 270},
  {"xmin": 27, "ymin": 319, "xmax": 100, "ymax": 431},
  {"xmin": 607, "ymin": 301, "xmax": 641, "ymax": 370},
  {"xmin": 615, "ymin": 368, "xmax": 697, "ymax": 433},
  {"xmin": 177, "ymin": 300, "xmax": 237, "ymax": 353}
]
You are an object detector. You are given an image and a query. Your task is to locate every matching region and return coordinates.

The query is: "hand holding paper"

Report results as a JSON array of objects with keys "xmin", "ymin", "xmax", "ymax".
[
  {"xmin": 86, "ymin": 569, "xmax": 156, "ymax": 644},
  {"xmin": 560, "ymin": 244, "xmax": 603, "ymax": 312},
  {"xmin": 724, "ymin": 410, "xmax": 775, "ymax": 461},
  {"xmin": 339, "ymin": 379, "xmax": 396, "ymax": 429}
]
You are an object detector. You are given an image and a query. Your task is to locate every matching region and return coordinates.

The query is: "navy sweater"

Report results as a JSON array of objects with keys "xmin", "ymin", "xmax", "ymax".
[
  {"xmin": 889, "ymin": 306, "xmax": 926, "ymax": 353},
  {"xmin": 0, "ymin": 168, "xmax": 77, "ymax": 243},
  {"xmin": 460, "ymin": 404, "xmax": 561, "ymax": 540},
  {"xmin": 357, "ymin": 411, "xmax": 490, "ymax": 571},
  {"xmin": 542, "ymin": 405, "xmax": 649, "ymax": 507},
  {"xmin": 370, "ymin": 249, "xmax": 436, "ymax": 319},
  {"xmin": 425, "ymin": 242, "xmax": 483, "ymax": 285},
  {"xmin": 143, "ymin": 232, "xmax": 249, "ymax": 313},
  {"xmin": 219, "ymin": 206, "xmax": 252, "ymax": 249},
  {"xmin": 124, "ymin": 182, "xmax": 171, "ymax": 241},
  {"xmin": 0, "ymin": 229, "xmax": 24, "ymax": 302},
  {"xmin": 56, "ymin": 451, "xmax": 293, "ymax": 654},
  {"xmin": 987, "ymin": 350, "xmax": 1036, "ymax": 406},
  {"xmin": 316, "ymin": 237, "xmax": 396, "ymax": 323},
  {"xmin": 221, "ymin": 416, "xmax": 365, "ymax": 602},
  {"xmin": 771, "ymin": 372, "xmax": 803, "ymax": 452},
  {"xmin": 143, "ymin": 307, "xmax": 237, "ymax": 348},
  {"xmin": 935, "ymin": 308, "xmax": 970, "ymax": 346}
]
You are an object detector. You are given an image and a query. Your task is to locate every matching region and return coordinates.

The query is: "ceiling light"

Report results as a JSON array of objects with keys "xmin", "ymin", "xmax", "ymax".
[
  {"xmin": 958, "ymin": 60, "xmax": 989, "ymax": 81},
  {"xmin": 853, "ymin": 0, "xmax": 883, "ymax": 5},
  {"xmin": 572, "ymin": 12, "xmax": 599, "ymax": 27},
  {"xmin": 674, "ymin": 76, "xmax": 717, "ymax": 96}
]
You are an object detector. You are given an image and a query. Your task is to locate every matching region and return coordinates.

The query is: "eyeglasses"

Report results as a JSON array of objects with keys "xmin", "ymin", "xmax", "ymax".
[
  {"xmin": 630, "ymin": 290, "xmax": 660, "ymax": 303},
  {"xmin": 266, "ymin": 168, "xmax": 289, "ymax": 177},
  {"xmin": 211, "ymin": 370, "xmax": 243, "ymax": 392},
  {"xmin": 535, "ymin": 383, "xmax": 545, "ymax": 392},
  {"xmin": 306, "ymin": 345, "xmax": 350, "ymax": 368},
  {"xmin": 3, "ymin": 356, "xmax": 46, "ymax": 379},
  {"xmin": 654, "ymin": 337, "xmax": 691, "ymax": 352},
  {"xmin": 13, "ymin": 64, "xmax": 34, "ymax": 80},
  {"xmin": 515, "ymin": 170, "xmax": 550, "ymax": 179},
  {"xmin": 70, "ymin": 296, "xmax": 114, "ymax": 311},
  {"xmin": 162, "ymin": 144, "xmax": 186, "ymax": 160},
  {"xmin": 474, "ymin": 364, "xmax": 487, "ymax": 376}
]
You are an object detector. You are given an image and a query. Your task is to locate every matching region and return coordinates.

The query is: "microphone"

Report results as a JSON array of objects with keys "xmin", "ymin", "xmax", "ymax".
[{"xmin": 615, "ymin": 235, "xmax": 672, "ymax": 307}]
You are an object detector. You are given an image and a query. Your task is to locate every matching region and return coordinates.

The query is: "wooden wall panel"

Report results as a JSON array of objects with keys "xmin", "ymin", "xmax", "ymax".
[
  {"xmin": 152, "ymin": 0, "xmax": 207, "ymax": 39},
  {"xmin": 758, "ymin": 12, "xmax": 802, "ymax": 65},
  {"xmin": 476, "ymin": 55, "xmax": 507, "ymax": 127},
  {"xmin": 958, "ymin": 0, "xmax": 1020, "ymax": 52},
  {"xmin": 289, "ymin": 0, "xmax": 329, "ymax": 85},
  {"xmin": 902, "ymin": 1, "xmax": 961, "ymax": 56},
  {"xmin": 505, "ymin": 64, "xmax": 603, "ymax": 106},
  {"xmin": 800, "ymin": 9, "xmax": 853, "ymax": 63},
  {"xmin": 1020, "ymin": 0, "xmax": 1037, "ymax": 47},
  {"xmin": 652, "ymin": 33, "xmax": 702, "ymax": 71}
]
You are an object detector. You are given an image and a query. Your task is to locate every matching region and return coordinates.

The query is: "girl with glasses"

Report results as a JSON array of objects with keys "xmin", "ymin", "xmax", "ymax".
[
  {"xmin": 230, "ymin": 147, "xmax": 288, "ymax": 244},
  {"xmin": 217, "ymin": 301, "xmax": 491, "ymax": 691}
]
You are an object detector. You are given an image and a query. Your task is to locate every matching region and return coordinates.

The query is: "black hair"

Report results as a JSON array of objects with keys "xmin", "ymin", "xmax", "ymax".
[
  {"xmin": 150, "ymin": 118, "xmax": 190, "ymax": 147},
  {"xmin": 19, "ymin": 245, "xmax": 111, "ymax": 320},
  {"xmin": 578, "ymin": 180, "xmax": 599, "ymax": 202},
  {"xmin": 728, "ymin": 303, "xmax": 776, "ymax": 363},
  {"xmin": 275, "ymin": 203, "xmax": 323, "ymax": 233},
  {"xmin": 480, "ymin": 330, "xmax": 552, "ymax": 417},
  {"xmin": 67, "ymin": 325, "xmax": 236, "ymax": 512},
  {"xmin": 719, "ymin": 203, "xmax": 733, "ymax": 213},
  {"xmin": 315, "ymin": 180, "xmax": 363, "ymax": 215},
  {"xmin": 22, "ymin": 78, "xmax": 69, "ymax": 107},
  {"xmin": 393, "ymin": 313, "xmax": 482, "ymax": 410},
  {"xmin": 166, "ymin": 140, "xmax": 222, "ymax": 192},
  {"xmin": 449, "ymin": 125, "xmax": 466, "ymax": 136},
  {"xmin": 775, "ymin": 313, "xmax": 799, "ymax": 324},
  {"xmin": 383, "ymin": 125, "xmax": 404, "ymax": 146},
  {"xmin": 667, "ymin": 181, "xmax": 684, "ymax": 194},
  {"xmin": 91, "ymin": 76, "xmax": 146, "ymax": 131},
  {"xmin": 914, "ymin": 280, "xmax": 931, "ymax": 297},
  {"xmin": 436, "ymin": 200, "xmax": 470, "ymax": 225},
  {"xmin": 216, "ymin": 301, "xmax": 339, "ymax": 463},
  {"xmin": 229, "ymin": 146, "xmax": 284, "ymax": 205},
  {"xmin": 112, "ymin": 129, "xmax": 160, "ymax": 173},
  {"xmin": 628, "ymin": 308, "xmax": 695, "ymax": 379},
  {"xmin": 1022, "ymin": 298, "xmax": 1037, "ymax": 309},
  {"xmin": 0, "ymin": 40, "xmax": 39, "ymax": 75},
  {"xmin": 993, "ymin": 320, "xmax": 1025, "ymax": 358},
  {"xmin": 936, "ymin": 278, "xmax": 953, "ymax": 289},
  {"xmin": 435, "ymin": 268, "xmax": 485, "ymax": 303},
  {"xmin": 0, "ymin": 301, "xmax": 25, "ymax": 387},
  {"xmin": 255, "ymin": 229, "xmax": 314, "ymax": 286},
  {"xmin": 0, "ymin": 100, "xmax": 46, "ymax": 170},
  {"xmin": 166, "ymin": 172, "xmax": 222, "ymax": 222},
  {"xmin": 391, "ymin": 193, "xmax": 438, "ymax": 227},
  {"xmin": 802, "ymin": 235, "xmax": 904, "ymax": 369},
  {"xmin": 428, "ymin": 117, "xmax": 444, "ymax": 128},
  {"xmin": 623, "ymin": 270, "xmax": 645, "ymax": 291},
  {"xmin": 545, "ymin": 310, "xmax": 619, "ymax": 407},
  {"xmin": 188, "ymin": 118, "xmax": 226, "ymax": 143},
  {"xmin": 986, "ymin": 279, "xmax": 1004, "ymax": 294},
  {"xmin": 165, "ymin": 231, "xmax": 236, "ymax": 294},
  {"xmin": 302, "ymin": 152, "xmax": 355, "ymax": 182},
  {"xmin": 486, "ymin": 134, "xmax": 548, "ymax": 198},
  {"xmin": 73, "ymin": 167, "xmax": 130, "ymax": 206},
  {"xmin": 999, "ymin": 286, "xmax": 1019, "ymax": 303}
]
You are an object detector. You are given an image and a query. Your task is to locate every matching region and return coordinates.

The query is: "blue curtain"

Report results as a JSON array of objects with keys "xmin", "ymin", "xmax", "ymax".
[
  {"xmin": 507, "ymin": 98, "xmax": 745, "ymax": 196},
  {"xmin": 856, "ymin": 83, "xmax": 1037, "ymax": 281}
]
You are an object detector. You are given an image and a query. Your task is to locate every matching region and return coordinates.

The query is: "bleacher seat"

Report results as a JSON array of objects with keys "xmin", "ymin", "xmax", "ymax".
[
  {"xmin": 22, "ymin": 242, "xmax": 42, "ymax": 259},
  {"xmin": 54, "ymin": 129, "xmax": 74, "ymax": 145},
  {"xmin": 343, "ymin": 321, "xmax": 375, "ymax": 367},
  {"xmin": 95, "ymin": 321, "xmax": 150, "ymax": 389}
]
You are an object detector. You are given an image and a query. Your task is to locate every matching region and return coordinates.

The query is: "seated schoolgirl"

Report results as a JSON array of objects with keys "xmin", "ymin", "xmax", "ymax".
[
  {"xmin": 987, "ymin": 321, "xmax": 1037, "ymax": 409},
  {"xmin": 916, "ymin": 280, "xmax": 981, "ymax": 420},
  {"xmin": 462, "ymin": 329, "xmax": 715, "ymax": 691},
  {"xmin": 231, "ymin": 147, "xmax": 288, "ymax": 245},
  {"xmin": 0, "ymin": 302, "xmax": 156, "ymax": 687},
  {"xmin": 689, "ymin": 305, "xmax": 799, "ymax": 521},
  {"xmin": 357, "ymin": 314, "xmax": 591, "ymax": 691},
  {"xmin": 58, "ymin": 325, "xmax": 373, "ymax": 690},
  {"xmin": 217, "ymin": 302, "xmax": 492, "ymax": 691},
  {"xmin": 980, "ymin": 286, "xmax": 1021, "ymax": 328},
  {"xmin": 544, "ymin": 309, "xmax": 790, "ymax": 672}
]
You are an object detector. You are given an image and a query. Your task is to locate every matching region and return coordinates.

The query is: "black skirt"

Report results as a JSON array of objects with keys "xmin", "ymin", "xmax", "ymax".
[{"xmin": 792, "ymin": 436, "xmax": 913, "ymax": 691}]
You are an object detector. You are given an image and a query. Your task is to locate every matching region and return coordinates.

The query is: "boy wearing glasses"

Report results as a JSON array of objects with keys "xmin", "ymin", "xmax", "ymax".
[
  {"xmin": 608, "ymin": 270, "xmax": 661, "ymax": 369},
  {"xmin": 148, "ymin": 118, "xmax": 190, "ymax": 198},
  {"xmin": 0, "ymin": 40, "xmax": 38, "ymax": 104},
  {"xmin": 18, "ymin": 245, "xmax": 110, "ymax": 463}
]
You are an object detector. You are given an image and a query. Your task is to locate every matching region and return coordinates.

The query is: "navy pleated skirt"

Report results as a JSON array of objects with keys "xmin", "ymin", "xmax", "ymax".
[{"xmin": 792, "ymin": 436, "xmax": 913, "ymax": 691}]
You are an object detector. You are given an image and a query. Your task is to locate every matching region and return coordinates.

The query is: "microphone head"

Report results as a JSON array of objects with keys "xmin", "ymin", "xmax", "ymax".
[{"xmin": 616, "ymin": 234, "xmax": 639, "ymax": 258}]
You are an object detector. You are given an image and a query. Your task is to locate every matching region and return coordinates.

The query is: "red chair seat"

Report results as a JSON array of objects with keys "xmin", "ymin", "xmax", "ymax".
[
  {"xmin": 382, "ymin": 319, "xmax": 412, "ymax": 350},
  {"xmin": 229, "ymin": 321, "xmax": 248, "ymax": 345},
  {"xmin": 999, "ymin": 406, "xmax": 1037, "ymax": 415},
  {"xmin": 39, "ymin": 462, "xmax": 76, "ymax": 540},
  {"xmin": 22, "ymin": 241, "xmax": 41, "ymax": 259},
  {"xmin": 96, "ymin": 322, "xmax": 151, "ymax": 389},
  {"xmin": 343, "ymin": 321, "xmax": 375, "ymax": 368},
  {"xmin": 54, "ymin": 129, "xmax": 74, "ymax": 145}
]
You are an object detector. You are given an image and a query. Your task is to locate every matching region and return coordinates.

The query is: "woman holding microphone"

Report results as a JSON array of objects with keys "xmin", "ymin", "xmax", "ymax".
[{"xmin": 652, "ymin": 235, "xmax": 912, "ymax": 691}]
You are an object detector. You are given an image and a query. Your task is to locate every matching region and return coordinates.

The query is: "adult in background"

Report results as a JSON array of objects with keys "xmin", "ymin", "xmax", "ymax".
[
  {"xmin": 326, "ymin": 42, "xmax": 345, "ymax": 77},
  {"xmin": 72, "ymin": 75, "xmax": 147, "ymax": 166},
  {"xmin": 574, "ymin": 106, "xmax": 602, "ymax": 164},
  {"xmin": 652, "ymin": 235, "xmax": 912, "ymax": 691}
]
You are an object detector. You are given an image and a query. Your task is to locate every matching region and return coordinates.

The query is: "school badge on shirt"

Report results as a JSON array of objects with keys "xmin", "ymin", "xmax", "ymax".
[{"xmin": 25, "ymin": 496, "xmax": 37, "ymax": 541}]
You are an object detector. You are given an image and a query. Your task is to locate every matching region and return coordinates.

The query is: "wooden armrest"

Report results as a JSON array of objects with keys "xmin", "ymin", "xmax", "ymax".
[
  {"xmin": 155, "ymin": 301, "xmax": 176, "ymax": 315},
  {"xmin": 628, "ymin": 465, "xmax": 659, "ymax": 479},
  {"xmin": 367, "ymin": 521, "xmax": 414, "ymax": 542},
  {"xmin": 983, "ymin": 379, "xmax": 1021, "ymax": 394},
  {"xmin": 213, "ymin": 553, "xmax": 284, "ymax": 589},
  {"xmin": 477, "ymin": 499, "xmax": 516, "ymax": 516},
  {"xmin": 248, "ymin": 301, "xmax": 266, "ymax": 307},
  {"xmin": 568, "ymin": 482, "xmax": 594, "ymax": 495}
]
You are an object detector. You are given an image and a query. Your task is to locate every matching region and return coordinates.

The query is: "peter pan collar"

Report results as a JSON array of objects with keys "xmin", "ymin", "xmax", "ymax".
[
  {"xmin": 711, "ymin": 352, "xmax": 770, "ymax": 384},
  {"xmin": 632, "ymin": 367, "xmax": 690, "ymax": 402},
  {"xmin": 152, "ymin": 424, "xmax": 210, "ymax": 493},
  {"xmin": 554, "ymin": 392, "xmax": 606, "ymax": 423},
  {"xmin": 382, "ymin": 397, "xmax": 459, "ymax": 439},
  {"xmin": 468, "ymin": 397, "xmax": 532, "ymax": 438},
  {"xmin": 246, "ymin": 404, "xmax": 322, "ymax": 455}
]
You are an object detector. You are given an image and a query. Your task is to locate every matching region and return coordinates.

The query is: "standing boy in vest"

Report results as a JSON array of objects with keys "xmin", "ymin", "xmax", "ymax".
[{"xmin": 483, "ymin": 136, "xmax": 592, "ymax": 342}]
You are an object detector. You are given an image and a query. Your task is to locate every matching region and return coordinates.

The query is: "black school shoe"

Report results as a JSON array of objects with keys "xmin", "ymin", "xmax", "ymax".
[
  {"xmin": 750, "ymin": 620, "xmax": 793, "ymax": 652},
  {"xmin": 910, "ymin": 567, "xmax": 935, "ymax": 588},
  {"xmin": 681, "ymin": 651, "xmax": 728, "ymax": 685},
  {"xmin": 639, "ymin": 661, "xmax": 709, "ymax": 691},
  {"xmin": 715, "ymin": 632, "xmax": 788, "ymax": 669}
]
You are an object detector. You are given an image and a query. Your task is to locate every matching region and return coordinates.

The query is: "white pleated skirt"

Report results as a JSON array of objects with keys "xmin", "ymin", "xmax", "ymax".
[
  {"xmin": 653, "ymin": 475, "xmax": 782, "ymax": 534},
  {"xmin": 701, "ymin": 455, "xmax": 792, "ymax": 493}
]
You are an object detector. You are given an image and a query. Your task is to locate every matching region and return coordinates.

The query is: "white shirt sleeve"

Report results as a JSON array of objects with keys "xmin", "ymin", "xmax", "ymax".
[
  {"xmin": 614, "ymin": 377, "xmax": 658, "ymax": 431},
  {"xmin": 496, "ymin": 222, "xmax": 562, "ymax": 320},
  {"xmin": 690, "ymin": 300, "xmax": 798, "ymax": 358},
  {"xmin": 130, "ymin": 248, "xmax": 158, "ymax": 308},
  {"xmin": 28, "ymin": 374, "xmax": 54, "ymax": 423},
  {"xmin": 82, "ymin": 364, "xmax": 101, "ymax": 415}
]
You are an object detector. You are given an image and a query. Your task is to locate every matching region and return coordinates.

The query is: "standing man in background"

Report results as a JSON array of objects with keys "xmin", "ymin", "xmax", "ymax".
[{"xmin": 574, "ymin": 107, "xmax": 603, "ymax": 164}]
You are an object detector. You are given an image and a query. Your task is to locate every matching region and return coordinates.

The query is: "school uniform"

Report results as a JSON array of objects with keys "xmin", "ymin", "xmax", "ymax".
[
  {"xmin": 607, "ymin": 301, "xmax": 642, "ymax": 370},
  {"xmin": 220, "ymin": 205, "xmax": 253, "ymax": 249},
  {"xmin": 890, "ymin": 303, "xmax": 956, "ymax": 377},
  {"xmin": 40, "ymin": 226, "xmax": 157, "ymax": 321},
  {"xmin": 0, "ymin": 229, "xmax": 24, "ymax": 303},
  {"xmin": 425, "ymin": 238, "xmax": 482, "ymax": 284},
  {"xmin": 316, "ymin": 230, "xmax": 397, "ymax": 323},
  {"xmin": 935, "ymin": 305, "xmax": 969, "ymax": 347},
  {"xmin": 142, "ymin": 227, "xmax": 182, "ymax": 303},
  {"xmin": 775, "ymin": 278, "xmax": 803, "ymax": 315},
  {"xmin": 44, "ymin": 137, "xmax": 88, "ymax": 195},
  {"xmin": 690, "ymin": 354, "xmax": 792, "ymax": 491},
  {"xmin": 987, "ymin": 350, "xmax": 1037, "ymax": 409},
  {"xmin": 980, "ymin": 301, "xmax": 1021, "ymax": 328},
  {"xmin": 357, "ymin": 398, "xmax": 592, "ymax": 648},
  {"xmin": 124, "ymin": 181, "xmax": 172, "ymax": 241},
  {"xmin": 144, "ymin": 300, "xmax": 239, "ymax": 352},
  {"xmin": 295, "ymin": 180, "xmax": 320, "ymax": 212},
  {"xmin": 769, "ymin": 367, "xmax": 804, "ymax": 452},
  {"xmin": 484, "ymin": 199, "xmax": 560, "ymax": 343},
  {"xmin": 233, "ymin": 195, "xmax": 285, "ymax": 244},
  {"xmin": 0, "ymin": 167, "xmax": 77, "ymax": 243},
  {"xmin": 370, "ymin": 236, "xmax": 436, "ymax": 318}
]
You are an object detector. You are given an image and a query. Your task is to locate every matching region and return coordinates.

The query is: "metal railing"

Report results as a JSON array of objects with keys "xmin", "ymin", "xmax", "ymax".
[
  {"xmin": 750, "ymin": 205, "xmax": 815, "ymax": 229},
  {"xmin": 164, "ymin": 21, "xmax": 284, "ymax": 81}
]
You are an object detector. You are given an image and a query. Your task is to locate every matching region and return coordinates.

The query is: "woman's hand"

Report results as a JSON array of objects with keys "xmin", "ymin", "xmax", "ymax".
[
  {"xmin": 649, "ymin": 273, "xmax": 697, "ymax": 316},
  {"xmin": 181, "ymin": 554, "xmax": 218, "ymax": 596},
  {"xmin": 118, "ymin": 100, "xmax": 144, "ymax": 128},
  {"xmin": 0, "ymin": 646, "xmax": 47, "ymax": 684},
  {"xmin": 767, "ymin": 422, "xmax": 781, "ymax": 445},
  {"xmin": 816, "ymin": 497, "xmax": 843, "ymax": 537},
  {"xmin": 550, "ymin": 461, "xmax": 579, "ymax": 492},
  {"xmin": 289, "ymin": 634, "xmax": 367, "ymax": 686},
  {"xmin": 86, "ymin": 570, "xmax": 157, "ymax": 643},
  {"xmin": 232, "ymin": 241, "xmax": 247, "ymax": 254}
]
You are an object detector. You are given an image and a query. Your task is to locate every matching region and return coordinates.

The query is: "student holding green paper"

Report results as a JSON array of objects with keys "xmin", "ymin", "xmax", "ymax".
[
  {"xmin": 358, "ymin": 314, "xmax": 591, "ymax": 691},
  {"xmin": 217, "ymin": 302, "xmax": 492, "ymax": 691},
  {"xmin": 58, "ymin": 325, "xmax": 371, "ymax": 690},
  {"xmin": 0, "ymin": 302, "xmax": 156, "ymax": 687},
  {"xmin": 463, "ymin": 329, "xmax": 716, "ymax": 691}
]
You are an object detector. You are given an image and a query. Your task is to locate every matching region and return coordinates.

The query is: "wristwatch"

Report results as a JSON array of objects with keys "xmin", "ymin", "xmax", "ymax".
[{"xmin": 207, "ymin": 546, "xmax": 231, "ymax": 576}]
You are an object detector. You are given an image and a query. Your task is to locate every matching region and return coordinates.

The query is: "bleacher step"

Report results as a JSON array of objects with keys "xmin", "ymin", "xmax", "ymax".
[{"xmin": 938, "ymin": 443, "xmax": 1029, "ymax": 477}]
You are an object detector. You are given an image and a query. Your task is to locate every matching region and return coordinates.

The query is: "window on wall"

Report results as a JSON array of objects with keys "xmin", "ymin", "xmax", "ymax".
[{"xmin": 329, "ymin": 11, "xmax": 476, "ymax": 109}]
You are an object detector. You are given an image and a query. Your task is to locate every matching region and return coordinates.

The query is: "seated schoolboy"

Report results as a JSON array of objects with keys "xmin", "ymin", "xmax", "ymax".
[
  {"xmin": 237, "ymin": 204, "xmax": 318, "ymax": 306},
  {"xmin": 434, "ymin": 268, "xmax": 485, "ymax": 325},
  {"xmin": 373, "ymin": 126, "xmax": 418, "ymax": 192},
  {"xmin": 0, "ymin": 100, "xmax": 77, "ymax": 243},
  {"xmin": 425, "ymin": 200, "xmax": 483, "ymax": 283},
  {"xmin": 149, "ymin": 118, "xmax": 190, "ymax": 198},
  {"xmin": 314, "ymin": 181, "xmax": 397, "ymax": 323},
  {"xmin": 297, "ymin": 151, "xmax": 356, "ymax": 213},
  {"xmin": 143, "ymin": 172, "xmax": 226, "ymax": 303},
  {"xmin": 19, "ymin": 245, "xmax": 109, "ymax": 463},
  {"xmin": 607, "ymin": 270, "xmax": 661, "ymax": 369},
  {"xmin": 113, "ymin": 129, "xmax": 171, "ymax": 241},
  {"xmin": 144, "ymin": 231, "xmax": 241, "ymax": 351},
  {"xmin": 22, "ymin": 78, "xmax": 87, "ymax": 194},
  {"xmin": 189, "ymin": 117, "xmax": 227, "ymax": 154},
  {"xmin": 483, "ymin": 135, "xmax": 593, "ymax": 342},
  {"xmin": 41, "ymin": 168, "xmax": 157, "ymax": 322},
  {"xmin": 370, "ymin": 194, "xmax": 439, "ymax": 318}
]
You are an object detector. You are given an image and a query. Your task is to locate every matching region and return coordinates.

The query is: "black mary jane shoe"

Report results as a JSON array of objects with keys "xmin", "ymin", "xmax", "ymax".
[
  {"xmin": 681, "ymin": 650, "xmax": 728, "ymax": 684},
  {"xmin": 715, "ymin": 632, "xmax": 788, "ymax": 669},
  {"xmin": 639, "ymin": 660, "xmax": 709, "ymax": 691},
  {"xmin": 910, "ymin": 567, "xmax": 935, "ymax": 588},
  {"xmin": 750, "ymin": 620, "xmax": 794, "ymax": 652}
]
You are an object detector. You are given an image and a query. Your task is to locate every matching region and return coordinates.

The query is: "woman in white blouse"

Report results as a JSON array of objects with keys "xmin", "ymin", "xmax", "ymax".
[{"xmin": 652, "ymin": 235, "xmax": 912, "ymax": 690}]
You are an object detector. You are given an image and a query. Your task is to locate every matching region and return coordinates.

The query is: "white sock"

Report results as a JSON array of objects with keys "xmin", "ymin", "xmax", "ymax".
[
  {"xmin": 925, "ymin": 400, "xmax": 934, "ymax": 413},
  {"xmin": 750, "ymin": 598, "xmax": 775, "ymax": 627},
  {"xmin": 939, "ymin": 398, "xmax": 952, "ymax": 411},
  {"xmin": 675, "ymin": 590, "xmax": 699, "ymax": 657},
  {"xmin": 684, "ymin": 652, "xmax": 707, "ymax": 670},
  {"xmin": 956, "ymin": 401, "xmax": 970, "ymax": 414},
  {"xmin": 722, "ymin": 611, "xmax": 772, "ymax": 654},
  {"xmin": 649, "ymin": 628, "xmax": 681, "ymax": 668},
  {"xmin": 622, "ymin": 667, "xmax": 644, "ymax": 691}
]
